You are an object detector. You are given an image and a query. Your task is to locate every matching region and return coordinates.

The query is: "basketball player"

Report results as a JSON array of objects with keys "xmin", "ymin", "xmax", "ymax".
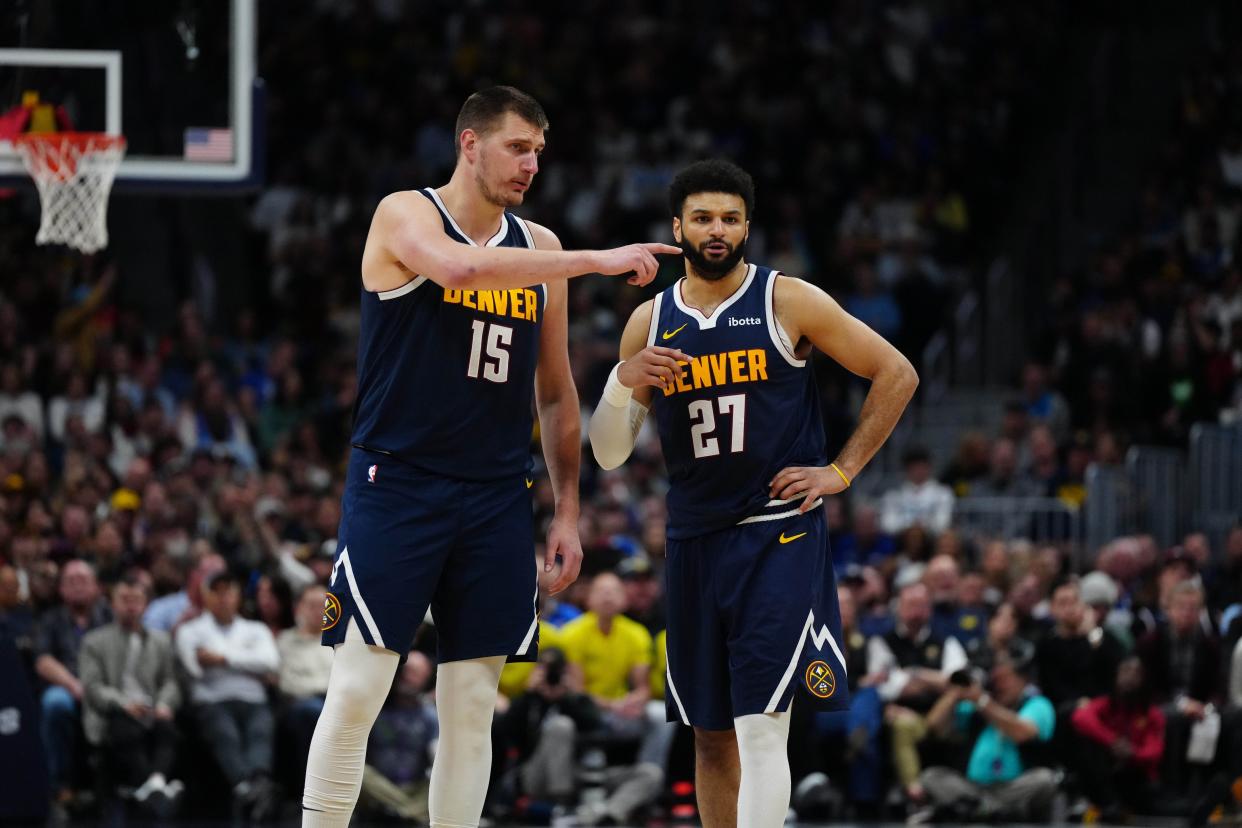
[
  {"xmin": 589, "ymin": 160, "xmax": 918, "ymax": 826},
  {"xmin": 301, "ymin": 86, "xmax": 680, "ymax": 828}
]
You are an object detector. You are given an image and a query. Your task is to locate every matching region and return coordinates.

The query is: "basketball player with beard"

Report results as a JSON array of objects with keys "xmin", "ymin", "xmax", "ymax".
[{"xmin": 589, "ymin": 159, "xmax": 918, "ymax": 826}]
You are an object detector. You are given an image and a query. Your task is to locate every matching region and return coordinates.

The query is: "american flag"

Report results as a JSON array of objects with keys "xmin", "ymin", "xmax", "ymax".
[{"xmin": 184, "ymin": 127, "xmax": 233, "ymax": 161}]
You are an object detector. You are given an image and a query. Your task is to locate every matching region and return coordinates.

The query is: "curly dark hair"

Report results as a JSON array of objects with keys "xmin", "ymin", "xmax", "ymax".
[{"xmin": 668, "ymin": 159, "xmax": 756, "ymax": 219}]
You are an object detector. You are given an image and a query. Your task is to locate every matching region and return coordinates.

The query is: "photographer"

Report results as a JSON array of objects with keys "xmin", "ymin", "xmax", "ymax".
[
  {"xmin": 503, "ymin": 646, "xmax": 601, "ymax": 804},
  {"xmin": 913, "ymin": 652, "xmax": 1057, "ymax": 823}
]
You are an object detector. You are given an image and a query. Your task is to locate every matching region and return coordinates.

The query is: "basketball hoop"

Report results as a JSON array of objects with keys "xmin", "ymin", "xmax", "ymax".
[{"xmin": 13, "ymin": 132, "xmax": 126, "ymax": 254}]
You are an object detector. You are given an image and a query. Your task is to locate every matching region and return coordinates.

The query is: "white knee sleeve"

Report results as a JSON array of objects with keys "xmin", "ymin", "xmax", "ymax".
[
  {"xmin": 428, "ymin": 656, "xmax": 505, "ymax": 828},
  {"xmin": 302, "ymin": 620, "xmax": 400, "ymax": 827},
  {"xmin": 735, "ymin": 711, "xmax": 792, "ymax": 828}
]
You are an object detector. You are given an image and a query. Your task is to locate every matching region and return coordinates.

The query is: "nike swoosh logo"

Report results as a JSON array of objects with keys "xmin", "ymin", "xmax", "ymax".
[
  {"xmin": 662, "ymin": 323, "xmax": 687, "ymax": 340},
  {"xmin": 525, "ymin": 479, "xmax": 534, "ymax": 489},
  {"xmin": 779, "ymin": 531, "xmax": 807, "ymax": 544}
]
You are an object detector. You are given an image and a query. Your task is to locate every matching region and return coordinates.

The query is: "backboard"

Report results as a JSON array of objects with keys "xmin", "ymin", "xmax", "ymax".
[{"xmin": 0, "ymin": 0, "xmax": 261, "ymax": 193}]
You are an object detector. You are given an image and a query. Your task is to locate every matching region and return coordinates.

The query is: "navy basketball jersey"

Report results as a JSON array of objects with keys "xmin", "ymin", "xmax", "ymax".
[
  {"xmin": 649, "ymin": 265, "xmax": 827, "ymax": 538},
  {"xmin": 349, "ymin": 188, "xmax": 545, "ymax": 480}
]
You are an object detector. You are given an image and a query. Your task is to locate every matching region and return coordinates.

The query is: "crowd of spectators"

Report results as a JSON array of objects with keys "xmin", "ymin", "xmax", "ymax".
[{"xmin": 1, "ymin": 1, "xmax": 1240, "ymax": 826}]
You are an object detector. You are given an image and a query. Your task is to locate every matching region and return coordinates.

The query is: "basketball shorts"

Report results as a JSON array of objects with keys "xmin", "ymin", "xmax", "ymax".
[
  {"xmin": 321, "ymin": 448, "xmax": 539, "ymax": 664},
  {"xmin": 663, "ymin": 507, "xmax": 850, "ymax": 730}
]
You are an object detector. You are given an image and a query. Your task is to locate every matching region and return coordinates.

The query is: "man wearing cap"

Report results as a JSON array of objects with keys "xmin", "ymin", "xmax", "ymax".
[
  {"xmin": 619, "ymin": 555, "xmax": 665, "ymax": 635},
  {"xmin": 174, "ymin": 569, "xmax": 281, "ymax": 820}
]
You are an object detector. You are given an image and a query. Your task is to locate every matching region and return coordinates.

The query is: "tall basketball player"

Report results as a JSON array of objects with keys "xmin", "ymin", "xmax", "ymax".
[
  {"xmin": 589, "ymin": 160, "xmax": 918, "ymax": 826},
  {"xmin": 301, "ymin": 87, "xmax": 680, "ymax": 828}
]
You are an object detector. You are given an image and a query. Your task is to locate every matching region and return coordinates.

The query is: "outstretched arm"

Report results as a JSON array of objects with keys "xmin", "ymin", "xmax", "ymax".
[
  {"xmin": 366, "ymin": 191, "xmax": 680, "ymax": 293},
  {"xmin": 531, "ymin": 222, "xmax": 583, "ymax": 595},
  {"xmin": 769, "ymin": 276, "xmax": 918, "ymax": 510}
]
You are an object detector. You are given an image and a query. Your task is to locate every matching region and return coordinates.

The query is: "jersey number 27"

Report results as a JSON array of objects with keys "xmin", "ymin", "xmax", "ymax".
[
  {"xmin": 688, "ymin": 394, "xmax": 746, "ymax": 458},
  {"xmin": 467, "ymin": 320, "xmax": 511, "ymax": 383}
]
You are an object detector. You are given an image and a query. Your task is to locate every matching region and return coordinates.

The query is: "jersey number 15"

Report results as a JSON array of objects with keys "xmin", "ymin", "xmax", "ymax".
[
  {"xmin": 688, "ymin": 394, "xmax": 746, "ymax": 458},
  {"xmin": 467, "ymin": 320, "xmax": 512, "ymax": 383}
]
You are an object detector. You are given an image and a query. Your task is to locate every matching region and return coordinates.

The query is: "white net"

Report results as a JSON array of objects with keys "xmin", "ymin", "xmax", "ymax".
[{"xmin": 15, "ymin": 133, "xmax": 126, "ymax": 254}]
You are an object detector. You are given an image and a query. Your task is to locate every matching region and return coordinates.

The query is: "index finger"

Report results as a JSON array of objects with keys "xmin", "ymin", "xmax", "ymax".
[
  {"xmin": 644, "ymin": 242, "xmax": 684, "ymax": 256},
  {"xmin": 649, "ymin": 346, "xmax": 692, "ymax": 362}
]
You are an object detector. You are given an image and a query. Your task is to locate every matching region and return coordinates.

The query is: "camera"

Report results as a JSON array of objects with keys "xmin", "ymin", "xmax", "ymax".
[
  {"xmin": 541, "ymin": 647, "xmax": 567, "ymax": 687},
  {"xmin": 949, "ymin": 667, "xmax": 983, "ymax": 687}
]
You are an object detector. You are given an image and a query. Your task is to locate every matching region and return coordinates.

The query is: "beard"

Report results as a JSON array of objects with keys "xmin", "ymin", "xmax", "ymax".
[
  {"xmin": 475, "ymin": 157, "xmax": 524, "ymax": 208},
  {"xmin": 680, "ymin": 235, "xmax": 746, "ymax": 281},
  {"xmin": 476, "ymin": 171, "xmax": 518, "ymax": 208}
]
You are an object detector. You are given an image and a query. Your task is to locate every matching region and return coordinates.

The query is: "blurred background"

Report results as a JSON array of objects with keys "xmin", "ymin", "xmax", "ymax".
[{"xmin": 0, "ymin": 1, "xmax": 1240, "ymax": 826}]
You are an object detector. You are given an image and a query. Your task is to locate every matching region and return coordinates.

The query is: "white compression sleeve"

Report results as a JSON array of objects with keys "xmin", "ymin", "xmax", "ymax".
[
  {"xmin": 589, "ymin": 363, "xmax": 648, "ymax": 470},
  {"xmin": 735, "ymin": 711, "xmax": 793, "ymax": 827},
  {"xmin": 428, "ymin": 655, "xmax": 506, "ymax": 828},
  {"xmin": 302, "ymin": 619, "xmax": 400, "ymax": 827}
]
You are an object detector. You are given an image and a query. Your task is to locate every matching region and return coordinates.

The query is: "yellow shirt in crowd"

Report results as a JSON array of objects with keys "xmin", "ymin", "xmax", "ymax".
[
  {"xmin": 650, "ymin": 628, "xmax": 667, "ymax": 699},
  {"xmin": 559, "ymin": 611, "xmax": 653, "ymax": 700},
  {"xmin": 497, "ymin": 620, "xmax": 562, "ymax": 699}
]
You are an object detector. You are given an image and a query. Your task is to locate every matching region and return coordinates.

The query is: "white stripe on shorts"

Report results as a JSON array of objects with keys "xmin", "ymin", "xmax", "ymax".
[
  {"xmin": 665, "ymin": 637, "xmax": 691, "ymax": 726},
  {"xmin": 515, "ymin": 578, "xmax": 539, "ymax": 656},
  {"xmin": 765, "ymin": 608, "xmax": 814, "ymax": 713},
  {"xmin": 340, "ymin": 547, "xmax": 386, "ymax": 649}
]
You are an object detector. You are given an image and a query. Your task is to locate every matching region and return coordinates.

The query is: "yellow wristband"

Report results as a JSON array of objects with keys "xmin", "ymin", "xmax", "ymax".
[{"xmin": 830, "ymin": 463, "xmax": 852, "ymax": 488}]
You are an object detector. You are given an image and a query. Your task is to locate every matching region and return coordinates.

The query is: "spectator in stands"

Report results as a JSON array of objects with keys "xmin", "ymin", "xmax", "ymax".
[
  {"xmin": 964, "ymin": 602, "xmax": 1034, "ymax": 674},
  {"xmin": 35, "ymin": 558, "xmax": 111, "ymax": 809},
  {"xmin": 175, "ymin": 569, "xmax": 280, "ymax": 820},
  {"xmin": 914, "ymin": 652, "xmax": 1057, "ymax": 822},
  {"xmin": 844, "ymin": 261, "xmax": 902, "ymax": 343},
  {"xmin": 254, "ymin": 573, "xmax": 295, "ymax": 639},
  {"xmin": 967, "ymin": 438, "xmax": 1042, "ymax": 499},
  {"xmin": 1139, "ymin": 580, "xmax": 1220, "ymax": 792},
  {"xmin": 868, "ymin": 582, "xmax": 968, "ymax": 800},
  {"xmin": 1020, "ymin": 362, "xmax": 1071, "ymax": 442},
  {"xmin": 0, "ymin": 360, "xmax": 43, "ymax": 438},
  {"xmin": 78, "ymin": 574, "xmax": 183, "ymax": 811},
  {"xmin": 925, "ymin": 554, "xmax": 985, "ymax": 645},
  {"xmin": 1079, "ymin": 569, "xmax": 1133, "ymax": 650},
  {"xmin": 880, "ymin": 446, "xmax": 955, "ymax": 536},
  {"xmin": 143, "ymin": 551, "xmax": 225, "ymax": 632},
  {"xmin": 836, "ymin": 503, "xmax": 898, "ymax": 571},
  {"xmin": 618, "ymin": 554, "xmax": 665, "ymax": 634},
  {"xmin": 559, "ymin": 571, "xmax": 654, "ymax": 761},
  {"xmin": 276, "ymin": 583, "xmax": 333, "ymax": 792},
  {"xmin": 47, "ymin": 371, "xmax": 105, "ymax": 445},
  {"xmin": 940, "ymin": 431, "xmax": 991, "ymax": 497},
  {"xmin": 1007, "ymin": 572, "xmax": 1052, "ymax": 643},
  {"xmin": 1072, "ymin": 657, "xmax": 1164, "ymax": 821},
  {"xmin": 1036, "ymin": 580, "xmax": 1125, "ymax": 712},
  {"xmin": 1025, "ymin": 424, "xmax": 1063, "ymax": 497},
  {"xmin": 503, "ymin": 646, "xmax": 601, "ymax": 806},
  {"xmin": 359, "ymin": 652, "xmax": 439, "ymax": 823}
]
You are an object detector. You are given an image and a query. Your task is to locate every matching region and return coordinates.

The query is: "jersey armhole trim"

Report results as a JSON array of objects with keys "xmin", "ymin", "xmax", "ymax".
[
  {"xmin": 511, "ymin": 216, "xmax": 548, "ymax": 309},
  {"xmin": 646, "ymin": 292, "xmax": 664, "ymax": 348},
  {"xmin": 376, "ymin": 275, "xmax": 428, "ymax": 301},
  {"xmin": 766, "ymin": 271, "xmax": 806, "ymax": 367}
]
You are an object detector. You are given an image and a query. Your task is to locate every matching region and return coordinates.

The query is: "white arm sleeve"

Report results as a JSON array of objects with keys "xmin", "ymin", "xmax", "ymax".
[{"xmin": 589, "ymin": 364, "xmax": 649, "ymax": 470}]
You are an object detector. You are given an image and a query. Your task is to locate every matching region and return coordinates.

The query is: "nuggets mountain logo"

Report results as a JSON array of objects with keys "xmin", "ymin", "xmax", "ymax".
[
  {"xmin": 805, "ymin": 660, "xmax": 836, "ymax": 699},
  {"xmin": 322, "ymin": 592, "xmax": 342, "ymax": 631}
]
